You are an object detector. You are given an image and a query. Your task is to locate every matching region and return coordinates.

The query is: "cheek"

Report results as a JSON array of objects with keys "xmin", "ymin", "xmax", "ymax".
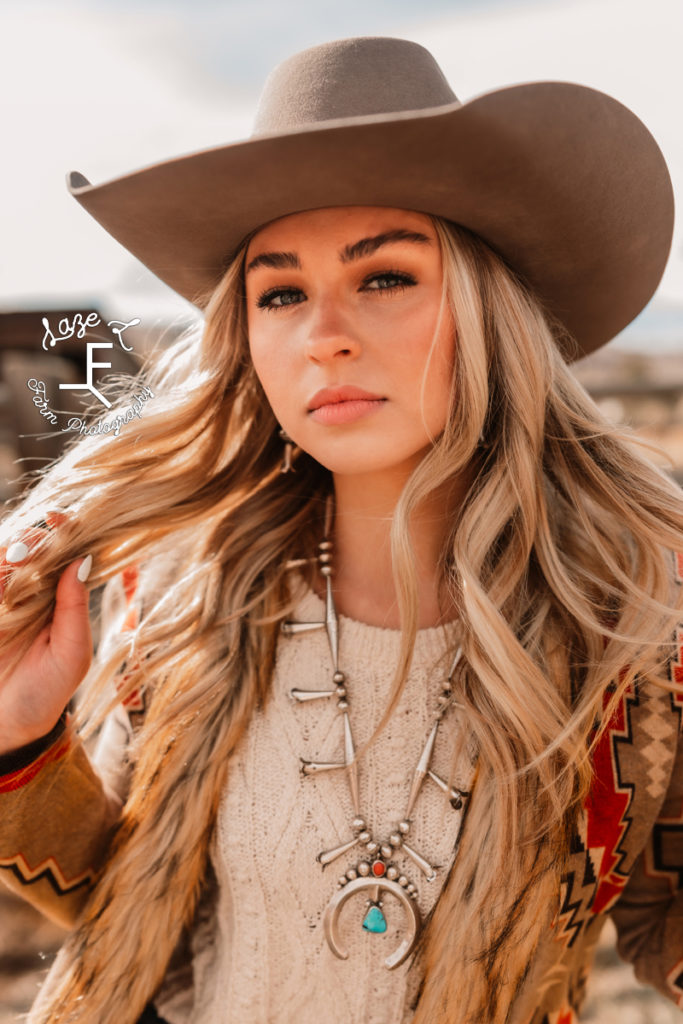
[
  {"xmin": 420, "ymin": 317, "xmax": 456, "ymax": 427},
  {"xmin": 434, "ymin": 324, "xmax": 456, "ymax": 382},
  {"xmin": 247, "ymin": 329, "xmax": 284, "ymax": 399},
  {"xmin": 247, "ymin": 331, "xmax": 302, "ymax": 433},
  {"xmin": 410, "ymin": 307, "xmax": 455, "ymax": 386}
]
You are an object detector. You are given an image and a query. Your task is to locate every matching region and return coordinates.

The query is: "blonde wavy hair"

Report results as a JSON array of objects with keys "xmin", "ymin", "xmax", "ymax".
[{"xmin": 3, "ymin": 215, "xmax": 683, "ymax": 1024}]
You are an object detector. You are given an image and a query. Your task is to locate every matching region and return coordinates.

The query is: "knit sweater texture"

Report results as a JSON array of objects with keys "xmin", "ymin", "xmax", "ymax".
[{"xmin": 156, "ymin": 586, "xmax": 469, "ymax": 1023}]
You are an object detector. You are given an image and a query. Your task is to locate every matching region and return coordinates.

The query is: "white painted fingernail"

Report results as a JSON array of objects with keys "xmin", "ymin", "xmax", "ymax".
[
  {"xmin": 77, "ymin": 554, "xmax": 92, "ymax": 583},
  {"xmin": 6, "ymin": 541, "xmax": 29, "ymax": 564}
]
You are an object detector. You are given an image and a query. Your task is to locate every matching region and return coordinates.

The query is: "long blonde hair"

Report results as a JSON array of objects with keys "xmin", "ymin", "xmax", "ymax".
[{"xmin": 3, "ymin": 216, "xmax": 682, "ymax": 1024}]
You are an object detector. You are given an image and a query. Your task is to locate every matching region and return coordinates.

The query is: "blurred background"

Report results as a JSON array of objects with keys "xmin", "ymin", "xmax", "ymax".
[{"xmin": 1, "ymin": 0, "xmax": 682, "ymax": 1020}]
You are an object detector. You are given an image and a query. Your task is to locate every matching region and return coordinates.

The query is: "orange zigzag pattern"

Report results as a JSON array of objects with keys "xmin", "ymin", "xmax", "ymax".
[{"xmin": 0, "ymin": 850, "xmax": 93, "ymax": 894}]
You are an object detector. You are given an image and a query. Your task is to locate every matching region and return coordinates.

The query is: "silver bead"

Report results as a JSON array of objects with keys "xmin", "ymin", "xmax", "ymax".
[
  {"xmin": 410, "ymin": 891, "xmax": 419, "ymax": 900},
  {"xmin": 438, "ymin": 694, "xmax": 450, "ymax": 705},
  {"xmin": 358, "ymin": 862, "xmax": 371, "ymax": 877},
  {"xmin": 319, "ymin": 540, "xmax": 333, "ymax": 551},
  {"xmin": 398, "ymin": 876, "xmax": 408, "ymax": 887},
  {"xmin": 398, "ymin": 821, "xmax": 411, "ymax": 834},
  {"xmin": 365, "ymin": 841, "xmax": 379, "ymax": 855},
  {"xmin": 318, "ymin": 552, "xmax": 332, "ymax": 564},
  {"xmin": 358, "ymin": 831, "xmax": 371, "ymax": 844},
  {"xmin": 380, "ymin": 844, "xmax": 393, "ymax": 859},
  {"xmin": 352, "ymin": 817, "xmax": 366, "ymax": 831},
  {"xmin": 335, "ymin": 686, "xmax": 346, "ymax": 698},
  {"xmin": 389, "ymin": 833, "xmax": 402, "ymax": 847},
  {"xmin": 386, "ymin": 866, "xmax": 399, "ymax": 881},
  {"xmin": 337, "ymin": 699, "xmax": 348, "ymax": 710},
  {"xmin": 407, "ymin": 883, "xmax": 417, "ymax": 893},
  {"xmin": 320, "ymin": 565, "xmax": 332, "ymax": 577},
  {"xmin": 333, "ymin": 671, "xmax": 345, "ymax": 683},
  {"xmin": 338, "ymin": 876, "xmax": 348, "ymax": 886},
  {"xmin": 346, "ymin": 868, "xmax": 358, "ymax": 881}
]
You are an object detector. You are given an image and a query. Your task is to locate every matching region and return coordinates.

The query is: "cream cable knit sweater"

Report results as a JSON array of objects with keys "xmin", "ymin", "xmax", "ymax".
[{"xmin": 156, "ymin": 585, "xmax": 471, "ymax": 1024}]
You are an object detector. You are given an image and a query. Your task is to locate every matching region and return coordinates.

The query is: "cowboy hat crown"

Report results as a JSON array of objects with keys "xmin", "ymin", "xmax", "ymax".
[
  {"xmin": 67, "ymin": 36, "xmax": 674, "ymax": 359},
  {"xmin": 252, "ymin": 37, "xmax": 458, "ymax": 132}
]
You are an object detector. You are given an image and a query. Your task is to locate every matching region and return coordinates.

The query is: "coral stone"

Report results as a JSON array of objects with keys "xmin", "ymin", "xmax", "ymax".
[{"xmin": 372, "ymin": 860, "xmax": 386, "ymax": 877}]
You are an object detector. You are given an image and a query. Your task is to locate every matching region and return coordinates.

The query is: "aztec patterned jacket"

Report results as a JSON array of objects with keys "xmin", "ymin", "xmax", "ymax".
[{"xmin": 1, "ymin": 564, "xmax": 683, "ymax": 1023}]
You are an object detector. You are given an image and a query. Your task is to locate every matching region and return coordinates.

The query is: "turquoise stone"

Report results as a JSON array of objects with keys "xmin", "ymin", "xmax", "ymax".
[{"xmin": 362, "ymin": 904, "xmax": 387, "ymax": 934}]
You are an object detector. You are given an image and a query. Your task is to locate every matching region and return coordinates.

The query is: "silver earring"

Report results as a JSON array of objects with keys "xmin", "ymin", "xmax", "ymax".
[{"xmin": 279, "ymin": 428, "xmax": 295, "ymax": 473}]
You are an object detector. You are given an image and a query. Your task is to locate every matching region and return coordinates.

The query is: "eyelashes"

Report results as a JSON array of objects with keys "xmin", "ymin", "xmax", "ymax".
[
  {"xmin": 362, "ymin": 271, "xmax": 417, "ymax": 291},
  {"xmin": 255, "ymin": 270, "xmax": 418, "ymax": 312},
  {"xmin": 256, "ymin": 286, "xmax": 304, "ymax": 310}
]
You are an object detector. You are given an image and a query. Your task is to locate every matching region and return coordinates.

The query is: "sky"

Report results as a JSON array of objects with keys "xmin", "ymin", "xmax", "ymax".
[{"xmin": 2, "ymin": 0, "xmax": 682, "ymax": 351}]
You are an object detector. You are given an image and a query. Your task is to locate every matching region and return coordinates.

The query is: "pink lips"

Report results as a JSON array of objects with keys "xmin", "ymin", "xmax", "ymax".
[{"xmin": 307, "ymin": 385, "xmax": 386, "ymax": 425}]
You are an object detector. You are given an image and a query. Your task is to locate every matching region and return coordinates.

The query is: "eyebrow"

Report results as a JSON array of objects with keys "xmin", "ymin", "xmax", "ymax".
[
  {"xmin": 245, "ymin": 228, "xmax": 432, "ymax": 275},
  {"xmin": 245, "ymin": 250, "xmax": 300, "ymax": 274},
  {"xmin": 339, "ymin": 229, "xmax": 432, "ymax": 263}
]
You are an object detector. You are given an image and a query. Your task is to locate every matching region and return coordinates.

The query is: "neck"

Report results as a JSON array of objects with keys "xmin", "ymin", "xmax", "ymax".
[{"xmin": 321, "ymin": 467, "xmax": 466, "ymax": 629}]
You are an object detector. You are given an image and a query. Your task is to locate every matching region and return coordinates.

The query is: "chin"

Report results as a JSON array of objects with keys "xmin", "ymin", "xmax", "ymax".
[{"xmin": 299, "ymin": 439, "xmax": 433, "ymax": 480}]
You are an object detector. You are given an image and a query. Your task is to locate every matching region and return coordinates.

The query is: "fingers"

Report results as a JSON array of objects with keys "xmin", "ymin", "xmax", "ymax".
[
  {"xmin": 6, "ymin": 539, "xmax": 30, "ymax": 564},
  {"xmin": 49, "ymin": 561, "xmax": 94, "ymax": 671},
  {"xmin": 9, "ymin": 512, "xmax": 68, "ymax": 557},
  {"xmin": 0, "ymin": 511, "xmax": 83, "ymax": 603},
  {"xmin": 0, "ymin": 513, "xmax": 93, "ymax": 677},
  {"xmin": 52, "ymin": 555, "xmax": 94, "ymax": 615},
  {"xmin": 77, "ymin": 554, "xmax": 93, "ymax": 583}
]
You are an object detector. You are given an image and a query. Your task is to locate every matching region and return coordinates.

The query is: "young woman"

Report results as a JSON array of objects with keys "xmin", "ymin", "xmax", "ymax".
[{"xmin": 0, "ymin": 36, "xmax": 681, "ymax": 1024}]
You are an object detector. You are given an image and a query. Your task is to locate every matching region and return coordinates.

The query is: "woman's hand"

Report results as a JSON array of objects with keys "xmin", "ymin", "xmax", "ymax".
[{"xmin": 0, "ymin": 517, "xmax": 93, "ymax": 755}]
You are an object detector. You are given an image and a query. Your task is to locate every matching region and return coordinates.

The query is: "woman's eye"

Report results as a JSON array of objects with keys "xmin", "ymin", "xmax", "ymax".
[
  {"xmin": 256, "ymin": 287, "xmax": 305, "ymax": 311},
  {"xmin": 362, "ymin": 271, "xmax": 417, "ymax": 293}
]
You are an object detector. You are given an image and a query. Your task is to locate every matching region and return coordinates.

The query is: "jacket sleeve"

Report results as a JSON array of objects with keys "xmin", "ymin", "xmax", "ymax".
[
  {"xmin": 0, "ymin": 721, "xmax": 123, "ymax": 929},
  {"xmin": 0, "ymin": 566, "xmax": 141, "ymax": 929},
  {"xmin": 610, "ymin": 687, "xmax": 683, "ymax": 1007}
]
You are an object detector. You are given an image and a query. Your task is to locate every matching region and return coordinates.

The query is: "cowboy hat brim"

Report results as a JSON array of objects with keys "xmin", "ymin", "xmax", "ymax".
[{"xmin": 67, "ymin": 80, "xmax": 674, "ymax": 360}]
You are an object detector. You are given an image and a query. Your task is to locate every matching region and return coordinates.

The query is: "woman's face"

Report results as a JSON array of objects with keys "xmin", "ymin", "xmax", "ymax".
[{"xmin": 245, "ymin": 206, "xmax": 455, "ymax": 479}]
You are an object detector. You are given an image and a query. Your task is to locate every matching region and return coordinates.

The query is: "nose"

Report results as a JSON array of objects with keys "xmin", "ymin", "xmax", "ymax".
[{"xmin": 305, "ymin": 297, "xmax": 361, "ymax": 364}]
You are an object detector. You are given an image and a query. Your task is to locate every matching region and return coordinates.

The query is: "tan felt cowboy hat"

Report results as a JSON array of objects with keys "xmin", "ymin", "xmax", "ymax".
[{"xmin": 66, "ymin": 36, "xmax": 674, "ymax": 360}]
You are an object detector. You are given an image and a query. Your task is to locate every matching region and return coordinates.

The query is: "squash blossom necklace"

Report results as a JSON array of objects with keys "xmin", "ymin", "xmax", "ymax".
[{"xmin": 282, "ymin": 499, "xmax": 470, "ymax": 970}]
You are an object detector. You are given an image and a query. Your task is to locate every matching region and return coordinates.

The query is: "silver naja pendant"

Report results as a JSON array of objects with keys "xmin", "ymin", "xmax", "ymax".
[{"xmin": 322, "ymin": 877, "xmax": 422, "ymax": 970}]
